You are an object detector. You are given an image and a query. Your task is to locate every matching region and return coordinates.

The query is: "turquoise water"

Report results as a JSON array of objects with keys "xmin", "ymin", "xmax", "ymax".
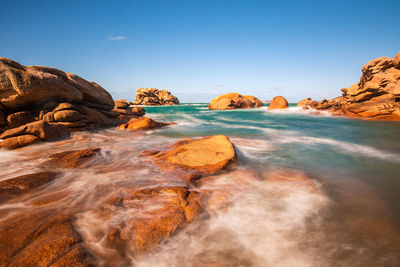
[{"xmin": 142, "ymin": 103, "xmax": 400, "ymax": 265}]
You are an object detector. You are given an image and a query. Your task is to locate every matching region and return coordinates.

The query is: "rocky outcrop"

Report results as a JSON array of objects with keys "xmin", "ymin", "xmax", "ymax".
[
  {"xmin": 143, "ymin": 135, "xmax": 236, "ymax": 183},
  {"xmin": 119, "ymin": 117, "xmax": 174, "ymax": 131},
  {"xmin": 208, "ymin": 93, "xmax": 263, "ymax": 110},
  {"xmin": 134, "ymin": 88, "xmax": 180, "ymax": 105},
  {"xmin": 268, "ymin": 96, "xmax": 289, "ymax": 110},
  {"xmin": 308, "ymin": 51, "xmax": 400, "ymax": 120},
  {"xmin": 0, "ymin": 58, "xmax": 150, "ymax": 149}
]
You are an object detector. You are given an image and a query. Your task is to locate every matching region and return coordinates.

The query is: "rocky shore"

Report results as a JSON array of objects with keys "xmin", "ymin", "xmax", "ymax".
[{"xmin": 298, "ymin": 51, "xmax": 400, "ymax": 120}]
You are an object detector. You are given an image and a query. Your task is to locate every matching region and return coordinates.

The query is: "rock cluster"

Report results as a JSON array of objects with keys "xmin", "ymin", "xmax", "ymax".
[
  {"xmin": 208, "ymin": 93, "xmax": 263, "ymax": 110},
  {"xmin": 133, "ymin": 88, "xmax": 180, "ymax": 105},
  {"xmin": 0, "ymin": 58, "xmax": 146, "ymax": 149},
  {"xmin": 267, "ymin": 96, "xmax": 289, "ymax": 110},
  {"xmin": 299, "ymin": 51, "xmax": 400, "ymax": 120}
]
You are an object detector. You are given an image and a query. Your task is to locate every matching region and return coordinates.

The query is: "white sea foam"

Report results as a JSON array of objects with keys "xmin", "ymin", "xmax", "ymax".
[{"xmin": 135, "ymin": 172, "xmax": 331, "ymax": 267}]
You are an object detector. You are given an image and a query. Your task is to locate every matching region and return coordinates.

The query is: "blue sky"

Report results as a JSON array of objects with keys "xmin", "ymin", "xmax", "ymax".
[{"xmin": 2, "ymin": 0, "xmax": 400, "ymax": 102}]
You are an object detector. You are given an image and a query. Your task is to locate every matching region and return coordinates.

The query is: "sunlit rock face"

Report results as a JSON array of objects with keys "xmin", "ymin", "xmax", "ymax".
[
  {"xmin": 0, "ymin": 58, "xmax": 149, "ymax": 149},
  {"xmin": 208, "ymin": 93, "xmax": 263, "ymax": 110},
  {"xmin": 133, "ymin": 88, "xmax": 180, "ymax": 105},
  {"xmin": 267, "ymin": 96, "xmax": 289, "ymax": 110},
  {"xmin": 305, "ymin": 51, "xmax": 400, "ymax": 120}
]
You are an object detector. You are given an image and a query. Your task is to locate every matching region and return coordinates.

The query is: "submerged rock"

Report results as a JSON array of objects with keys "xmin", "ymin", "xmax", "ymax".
[
  {"xmin": 208, "ymin": 93, "xmax": 263, "ymax": 110},
  {"xmin": 307, "ymin": 51, "xmax": 400, "ymax": 120},
  {"xmin": 104, "ymin": 184, "xmax": 203, "ymax": 257},
  {"xmin": 134, "ymin": 88, "xmax": 180, "ymax": 105},
  {"xmin": 267, "ymin": 96, "xmax": 289, "ymax": 110},
  {"xmin": 46, "ymin": 148, "xmax": 102, "ymax": 168},
  {"xmin": 0, "ymin": 172, "xmax": 59, "ymax": 203}
]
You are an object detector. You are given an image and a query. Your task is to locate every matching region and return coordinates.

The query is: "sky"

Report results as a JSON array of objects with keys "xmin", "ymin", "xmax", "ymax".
[{"xmin": 1, "ymin": 0, "xmax": 400, "ymax": 103}]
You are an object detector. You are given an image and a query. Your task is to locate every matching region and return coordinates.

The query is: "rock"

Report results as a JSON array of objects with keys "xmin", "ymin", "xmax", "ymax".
[
  {"xmin": 0, "ymin": 134, "xmax": 41, "ymax": 149},
  {"xmin": 244, "ymin": 95, "xmax": 264, "ymax": 107},
  {"xmin": 119, "ymin": 117, "xmax": 172, "ymax": 131},
  {"xmin": 113, "ymin": 106, "xmax": 145, "ymax": 116},
  {"xmin": 297, "ymin": 97, "xmax": 317, "ymax": 108},
  {"xmin": 394, "ymin": 51, "xmax": 400, "ymax": 69},
  {"xmin": 7, "ymin": 111, "xmax": 34, "ymax": 128},
  {"xmin": 0, "ymin": 58, "xmax": 120, "ymax": 144},
  {"xmin": 0, "ymin": 120, "xmax": 70, "ymax": 141},
  {"xmin": 0, "ymin": 210, "xmax": 95, "ymax": 266},
  {"xmin": 0, "ymin": 172, "xmax": 58, "ymax": 203},
  {"xmin": 66, "ymin": 73, "xmax": 114, "ymax": 110},
  {"xmin": 307, "ymin": 51, "xmax": 400, "ymax": 120},
  {"xmin": 208, "ymin": 93, "xmax": 263, "ymax": 110},
  {"xmin": 142, "ymin": 135, "xmax": 236, "ymax": 182},
  {"xmin": 104, "ymin": 184, "xmax": 203, "ymax": 255},
  {"xmin": 114, "ymin": 99, "xmax": 130, "ymax": 109},
  {"xmin": 134, "ymin": 88, "xmax": 180, "ymax": 105},
  {"xmin": 46, "ymin": 148, "xmax": 101, "ymax": 168},
  {"xmin": 268, "ymin": 96, "xmax": 289, "ymax": 110}
]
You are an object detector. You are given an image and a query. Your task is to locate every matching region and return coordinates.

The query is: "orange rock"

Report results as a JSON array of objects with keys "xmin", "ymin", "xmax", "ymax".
[
  {"xmin": 0, "ymin": 210, "xmax": 95, "ymax": 266},
  {"xmin": 0, "ymin": 134, "xmax": 41, "ymax": 149},
  {"xmin": 104, "ymin": 185, "xmax": 203, "ymax": 255},
  {"xmin": 0, "ymin": 120, "xmax": 70, "ymax": 143},
  {"xmin": 268, "ymin": 96, "xmax": 289, "ymax": 110},
  {"xmin": 46, "ymin": 148, "xmax": 101, "ymax": 168},
  {"xmin": 0, "ymin": 172, "xmax": 58, "ymax": 203},
  {"xmin": 134, "ymin": 88, "xmax": 180, "ymax": 105},
  {"xmin": 297, "ymin": 97, "xmax": 317, "ymax": 108},
  {"xmin": 208, "ymin": 93, "xmax": 262, "ymax": 110},
  {"xmin": 307, "ymin": 51, "xmax": 400, "ymax": 121},
  {"xmin": 119, "ymin": 117, "xmax": 172, "ymax": 131},
  {"xmin": 142, "ymin": 135, "xmax": 236, "ymax": 183}
]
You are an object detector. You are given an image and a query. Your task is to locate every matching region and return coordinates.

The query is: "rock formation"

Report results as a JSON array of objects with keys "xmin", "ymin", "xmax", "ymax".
[
  {"xmin": 301, "ymin": 51, "xmax": 400, "ymax": 120},
  {"xmin": 143, "ymin": 135, "xmax": 236, "ymax": 183},
  {"xmin": 208, "ymin": 93, "xmax": 263, "ymax": 110},
  {"xmin": 267, "ymin": 96, "xmax": 289, "ymax": 110},
  {"xmin": 0, "ymin": 58, "xmax": 146, "ymax": 149},
  {"xmin": 133, "ymin": 88, "xmax": 180, "ymax": 105},
  {"xmin": 119, "ymin": 117, "xmax": 174, "ymax": 131}
]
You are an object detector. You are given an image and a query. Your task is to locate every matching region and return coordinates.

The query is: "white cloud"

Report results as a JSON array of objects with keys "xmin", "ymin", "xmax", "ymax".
[{"xmin": 108, "ymin": 36, "xmax": 126, "ymax": 41}]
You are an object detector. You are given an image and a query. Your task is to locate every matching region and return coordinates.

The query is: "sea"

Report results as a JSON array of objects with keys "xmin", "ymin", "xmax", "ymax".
[{"xmin": 1, "ymin": 103, "xmax": 400, "ymax": 266}]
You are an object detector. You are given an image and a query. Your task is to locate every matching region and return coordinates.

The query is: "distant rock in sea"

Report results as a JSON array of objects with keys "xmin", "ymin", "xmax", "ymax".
[
  {"xmin": 267, "ymin": 96, "xmax": 289, "ymax": 110},
  {"xmin": 300, "ymin": 51, "xmax": 400, "ymax": 120},
  {"xmin": 208, "ymin": 93, "xmax": 263, "ymax": 110},
  {"xmin": 133, "ymin": 88, "xmax": 180, "ymax": 105},
  {"xmin": 0, "ymin": 58, "xmax": 145, "ymax": 149}
]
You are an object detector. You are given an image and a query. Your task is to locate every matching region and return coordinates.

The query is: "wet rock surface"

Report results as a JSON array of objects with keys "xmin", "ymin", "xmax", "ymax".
[
  {"xmin": 208, "ymin": 93, "xmax": 263, "ymax": 110},
  {"xmin": 119, "ymin": 117, "xmax": 173, "ymax": 131}
]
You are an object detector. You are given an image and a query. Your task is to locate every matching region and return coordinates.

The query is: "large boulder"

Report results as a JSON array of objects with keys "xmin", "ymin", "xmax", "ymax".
[
  {"xmin": 134, "ymin": 88, "xmax": 180, "ymax": 105},
  {"xmin": 208, "ymin": 93, "xmax": 263, "ymax": 110},
  {"xmin": 119, "ymin": 117, "xmax": 173, "ymax": 131},
  {"xmin": 143, "ymin": 135, "xmax": 236, "ymax": 183},
  {"xmin": 309, "ymin": 51, "xmax": 400, "ymax": 120},
  {"xmin": 0, "ymin": 58, "xmax": 122, "ymax": 148},
  {"xmin": 268, "ymin": 96, "xmax": 289, "ymax": 110}
]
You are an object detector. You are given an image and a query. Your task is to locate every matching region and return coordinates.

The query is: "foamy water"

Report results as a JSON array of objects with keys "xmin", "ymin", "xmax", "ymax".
[{"xmin": 1, "ymin": 103, "xmax": 400, "ymax": 266}]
